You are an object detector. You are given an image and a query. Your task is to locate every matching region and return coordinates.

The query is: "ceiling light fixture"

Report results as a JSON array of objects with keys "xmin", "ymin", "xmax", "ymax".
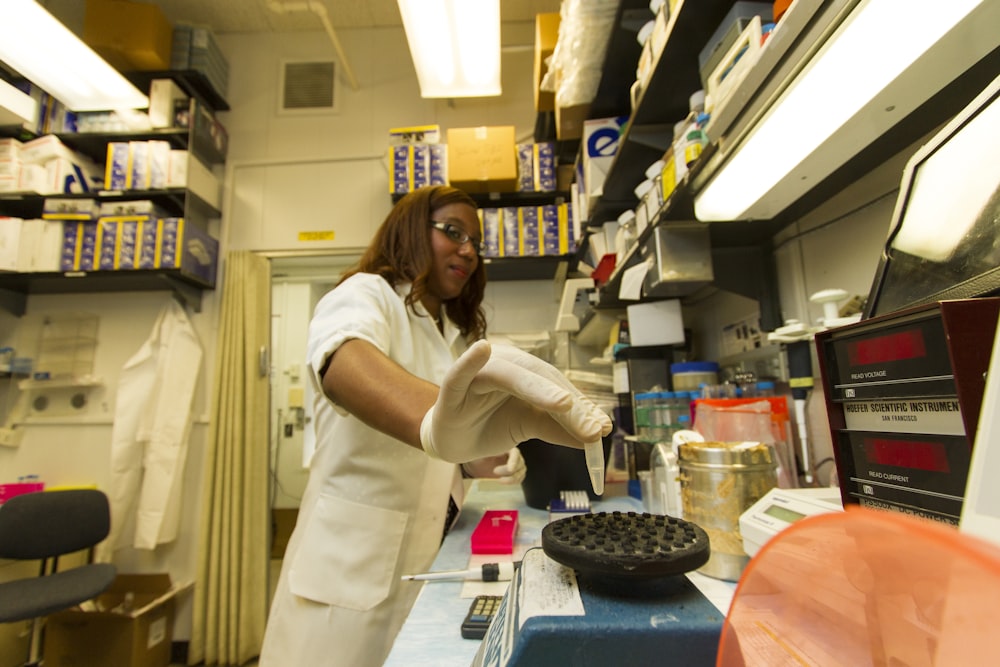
[
  {"xmin": 397, "ymin": 0, "xmax": 501, "ymax": 98},
  {"xmin": 0, "ymin": 0, "xmax": 149, "ymax": 112},
  {"xmin": 694, "ymin": 0, "xmax": 992, "ymax": 222}
]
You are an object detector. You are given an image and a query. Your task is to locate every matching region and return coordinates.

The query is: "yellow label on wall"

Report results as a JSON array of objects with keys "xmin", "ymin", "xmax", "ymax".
[{"xmin": 298, "ymin": 231, "xmax": 336, "ymax": 242}]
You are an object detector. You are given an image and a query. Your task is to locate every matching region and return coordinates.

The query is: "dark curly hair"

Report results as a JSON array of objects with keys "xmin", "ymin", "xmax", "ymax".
[{"xmin": 339, "ymin": 185, "xmax": 488, "ymax": 340}]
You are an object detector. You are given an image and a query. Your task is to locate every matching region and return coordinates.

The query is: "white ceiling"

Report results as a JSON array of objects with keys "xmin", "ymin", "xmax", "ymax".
[{"xmin": 104, "ymin": 0, "xmax": 561, "ymax": 35}]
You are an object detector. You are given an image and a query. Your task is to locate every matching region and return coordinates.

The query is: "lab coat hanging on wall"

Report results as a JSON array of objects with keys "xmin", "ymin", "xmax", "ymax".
[{"xmin": 101, "ymin": 298, "xmax": 203, "ymax": 556}]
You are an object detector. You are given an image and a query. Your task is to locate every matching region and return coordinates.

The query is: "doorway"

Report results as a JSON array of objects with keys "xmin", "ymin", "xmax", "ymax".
[{"xmin": 267, "ymin": 252, "xmax": 359, "ymax": 559}]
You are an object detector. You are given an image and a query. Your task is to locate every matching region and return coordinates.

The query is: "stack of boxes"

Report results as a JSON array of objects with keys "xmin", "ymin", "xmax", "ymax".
[
  {"xmin": 0, "ymin": 136, "xmax": 102, "ymax": 196},
  {"xmin": 0, "ymin": 214, "xmax": 64, "ymax": 273},
  {"xmin": 388, "ymin": 125, "xmax": 447, "ymax": 196},
  {"xmin": 0, "ymin": 198, "xmax": 218, "ymax": 286},
  {"xmin": 104, "ymin": 141, "xmax": 173, "ymax": 191},
  {"xmin": 82, "ymin": 0, "xmax": 173, "ymax": 72},
  {"xmin": 171, "ymin": 24, "xmax": 230, "ymax": 101},
  {"xmin": 516, "ymin": 141, "xmax": 557, "ymax": 193},
  {"xmin": 387, "ymin": 123, "xmax": 573, "ymax": 257},
  {"xmin": 480, "ymin": 203, "xmax": 574, "ymax": 259}
]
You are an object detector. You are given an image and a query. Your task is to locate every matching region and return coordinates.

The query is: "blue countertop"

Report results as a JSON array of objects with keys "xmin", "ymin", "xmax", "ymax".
[{"xmin": 384, "ymin": 480, "xmax": 736, "ymax": 666}]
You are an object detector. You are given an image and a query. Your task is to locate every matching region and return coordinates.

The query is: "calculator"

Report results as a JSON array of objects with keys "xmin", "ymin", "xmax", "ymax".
[{"xmin": 460, "ymin": 594, "xmax": 502, "ymax": 639}]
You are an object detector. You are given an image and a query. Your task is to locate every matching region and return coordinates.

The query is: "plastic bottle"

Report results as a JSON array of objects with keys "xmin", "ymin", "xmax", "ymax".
[{"xmin": 632, "ymin": 392, "xmax": 659, "ymax": 440}]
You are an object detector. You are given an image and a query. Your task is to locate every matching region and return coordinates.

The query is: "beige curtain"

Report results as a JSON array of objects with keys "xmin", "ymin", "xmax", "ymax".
[{"xmin": 189, "ymin": 250, "xmax": 271, "ymax": 666}]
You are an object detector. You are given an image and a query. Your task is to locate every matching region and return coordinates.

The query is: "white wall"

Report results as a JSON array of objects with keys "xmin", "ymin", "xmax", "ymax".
[{"xmin": 219, "ymin": 24, "xmax": 542, "ymax": 254}]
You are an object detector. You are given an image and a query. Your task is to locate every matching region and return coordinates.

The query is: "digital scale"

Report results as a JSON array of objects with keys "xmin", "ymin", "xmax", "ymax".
[
  {"xmin": 815, "ymin": 298, "xmax": 1000, "ymax": 524},
  {"xmin": 739, "ymin": 487, "xmax": 843, "ymax": 557}
]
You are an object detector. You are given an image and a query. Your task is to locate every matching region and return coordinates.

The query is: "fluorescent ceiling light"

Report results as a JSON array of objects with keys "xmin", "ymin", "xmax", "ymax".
[
  {"xmin": 694, "ymin": 0, "xmax": 988, "ymax": 222},
  {"xmin": 397, "ymin": 0, "xmax": 501, "ymax": 98},
  {"xmin": 0, "ymin": 0, "xmax": 149, "ymax": 111}
]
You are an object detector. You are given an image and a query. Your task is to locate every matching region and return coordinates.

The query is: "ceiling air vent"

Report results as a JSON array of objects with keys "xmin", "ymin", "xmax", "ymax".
[{"xmin": 280, "ymin": 61, "xmax": 337, "ymax": 113}]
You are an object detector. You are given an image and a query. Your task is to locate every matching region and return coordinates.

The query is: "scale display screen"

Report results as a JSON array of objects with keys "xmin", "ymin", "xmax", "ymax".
[{"xmin": 762, "ymin": 504, "xmax": 807, "ymax": 523}]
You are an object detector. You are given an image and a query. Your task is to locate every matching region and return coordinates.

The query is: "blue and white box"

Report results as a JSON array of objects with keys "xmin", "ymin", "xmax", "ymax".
[
  {"xmin": 542, "ymin": 205, "xmax": 561, "ymax": 256},
  {"xmin": 147, "ymin": 140, "xmax": 171, "ymax": 189},
  {"xmin": 519, "ymin": 206, "xmax": 541, "ymax": 256},
  {"xmin": 128, "ymin": 140, "xmax": 150, "ymax": 190},
  {"xmin": 583, "ymin": 116, "xmax": 628, "ymax": 197},
  {"xmin": 500, "ymin": 207, "xmax": 520, "ymax": 257},
  {"xmin": 105, "ymin": 142, "xmax": 130, "ymax": 190},
  {"xmin": 481, "ymin": 208, "xmax": 501, "ymax": 258},
  {"xmin": 429, "ymin": 144, "xmax": 447, "ymax": 186},
  {"xmin": 156, "ymin": 218, "xmax": 219, "ymax": 286}
]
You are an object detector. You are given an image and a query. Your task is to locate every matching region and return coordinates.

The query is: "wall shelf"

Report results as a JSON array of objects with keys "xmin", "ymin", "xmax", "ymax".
[
  {"xmin": 125, "ymin": 70, "xmax": 230, "ymax": 112},
  {"xmin": 0, "ymin": 188, "xmax": 219, "ymax": 221},
  {"xmin": 391, "ymin": 190, "xmax": 570, "ymax": 207},
  {"xmin": 483, "ymin": 255, "xmax": 569, "ymax": 282},
  {"xmin": 0, "ymin": 269, "xmax": 212, "ymax": 316}
]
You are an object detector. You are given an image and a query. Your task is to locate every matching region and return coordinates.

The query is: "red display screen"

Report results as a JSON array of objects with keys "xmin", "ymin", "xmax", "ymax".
[
  {"xmin": 863, "ymin": 437, "xmax": 951, "ymax": 473},
  {"xmin": 848, "ymin": 329, "xmax": 927, "ymax": 366}
]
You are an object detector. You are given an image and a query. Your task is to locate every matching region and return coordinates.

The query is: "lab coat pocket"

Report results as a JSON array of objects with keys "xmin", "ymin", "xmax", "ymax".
[{"xmin": 288, "ymin": 493, "xmax": 408, "ymax": 611}]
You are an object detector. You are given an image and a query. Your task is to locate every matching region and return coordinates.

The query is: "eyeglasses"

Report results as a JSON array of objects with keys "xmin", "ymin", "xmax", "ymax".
[{"xmin": 429, "ymin": 219, "xmax": 485, "ymax": 255}]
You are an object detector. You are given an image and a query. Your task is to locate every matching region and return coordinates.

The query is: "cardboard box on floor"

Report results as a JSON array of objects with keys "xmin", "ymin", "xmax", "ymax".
[
  {"xmin": 44, "ymin": 574, "xmax": 191, "ymax": 667},
  {"xmin": 446, "ymin": 126, "xmax": 517, "ymax": 193}
]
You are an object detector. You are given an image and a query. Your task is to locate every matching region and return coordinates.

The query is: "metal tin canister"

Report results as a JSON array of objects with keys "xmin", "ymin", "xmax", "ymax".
[{"xmin": 678, "ymin": 441, "xmax": 778, "ymax": 581}]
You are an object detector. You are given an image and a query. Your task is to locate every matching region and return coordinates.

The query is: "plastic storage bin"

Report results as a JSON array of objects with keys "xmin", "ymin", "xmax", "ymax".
[{"xmin": 671, "ymin": 361, "xmax": 719, "ymax": 393}]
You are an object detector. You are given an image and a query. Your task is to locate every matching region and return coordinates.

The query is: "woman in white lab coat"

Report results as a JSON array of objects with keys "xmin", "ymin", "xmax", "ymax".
[{"xmin": 259, "ymin": 185, "xmax": 611, "ymax": 666}]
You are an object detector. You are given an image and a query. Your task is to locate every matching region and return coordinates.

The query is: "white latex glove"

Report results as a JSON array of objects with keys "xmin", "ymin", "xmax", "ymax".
[
  {"xmin": 420, "ymin": 340, "xmax": 612, "ymax": 463},
  {"xmin": 493, "ymin": 448, "xmax": 527, "ymax": 485}
]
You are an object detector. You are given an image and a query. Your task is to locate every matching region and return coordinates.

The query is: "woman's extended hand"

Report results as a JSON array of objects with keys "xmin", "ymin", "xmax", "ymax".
[{"xmin": 420, "ymin": 341, "xmax": 612, "ymax": 463}]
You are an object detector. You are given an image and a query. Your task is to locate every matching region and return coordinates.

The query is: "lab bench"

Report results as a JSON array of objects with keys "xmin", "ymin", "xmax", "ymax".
[{"xmin": 384, "ymin": 479, "xmax": 736, "ymax": 666}]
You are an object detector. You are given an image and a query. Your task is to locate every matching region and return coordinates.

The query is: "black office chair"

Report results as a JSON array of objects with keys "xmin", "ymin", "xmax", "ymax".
[{"xmin": 0, "ymin": 489, "xmax": 117, "ymax": 667}]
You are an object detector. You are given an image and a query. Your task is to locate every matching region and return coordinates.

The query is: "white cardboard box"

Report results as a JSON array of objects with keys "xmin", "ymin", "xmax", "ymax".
[{"xmin": 627, "ymin": 299, "xmax": 685, "ymax": 346}]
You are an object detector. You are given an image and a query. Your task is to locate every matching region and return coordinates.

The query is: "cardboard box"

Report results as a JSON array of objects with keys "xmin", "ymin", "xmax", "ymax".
[
  {"xmin": 148, "ymin": 79, "xmax": 188, "ymax": 129},
  {"xmin": 44, "ymin": 574, "xmax": 187, "ymax": 667},
  {"xmin": 155, "ymin": 218, "xmax": 219, "ymax": 286},
  {"xmin": 446, "ymin": 126, "xmax": 517, "ymax": 194},
  {"xmin": 83, "ymin": 0, "xmax": 174, "ymax": 72},
  {"xmin": 534, "ymin": 13, "xmax": 560, "ymax": 112},
  {"xmin": 556, "ymin": 102, "xmax": 590, "ymax": 141},
  {"xmin": 627, "ymin": 299, "xmax": 685, "ymax": 346}
]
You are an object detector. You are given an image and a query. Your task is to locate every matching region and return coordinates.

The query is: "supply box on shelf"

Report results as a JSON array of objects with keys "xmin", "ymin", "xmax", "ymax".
[
  {"xmin": 698, "ymin": 2, "xmax": 773, "ymax": 89},
  {"xmin": 446, "ymin": 126, "xmax": 517, "ymax": 193},
  {"xmin": 582, "ymin": 116, "xmax": 628, "ymax": 197},
  {"xmin": 44, "ymin": 574, "xmax": 190, "ymax": 667},
  {"xmin": 534, "ymin": 13, "xmax": 560, "ymax": 112},
  {"xmin": 641, "ymin": 223, "xmax": 714, "ymax": 298},
  {"xmin": 83, "ymin": 0, "xmax": 173, "ymax": 71},
  {"xmin": 388, "ymin": 125, "xmax": 446, "ymax": 195}
]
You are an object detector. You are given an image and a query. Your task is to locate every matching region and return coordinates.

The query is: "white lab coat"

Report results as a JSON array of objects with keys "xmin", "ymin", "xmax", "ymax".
[
  {"xmin": 103, "ymin": 299, "xmax": 203, "ymax": 556},
  {"xmin": 259, "ymin": 274, "xmax": 467, "ymax": 667}
]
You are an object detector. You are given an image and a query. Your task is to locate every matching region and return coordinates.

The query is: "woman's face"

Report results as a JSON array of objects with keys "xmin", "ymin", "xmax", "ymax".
[{"xmin": 425, "ymin": 202, "xmax": 481, "ymax": 306}]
